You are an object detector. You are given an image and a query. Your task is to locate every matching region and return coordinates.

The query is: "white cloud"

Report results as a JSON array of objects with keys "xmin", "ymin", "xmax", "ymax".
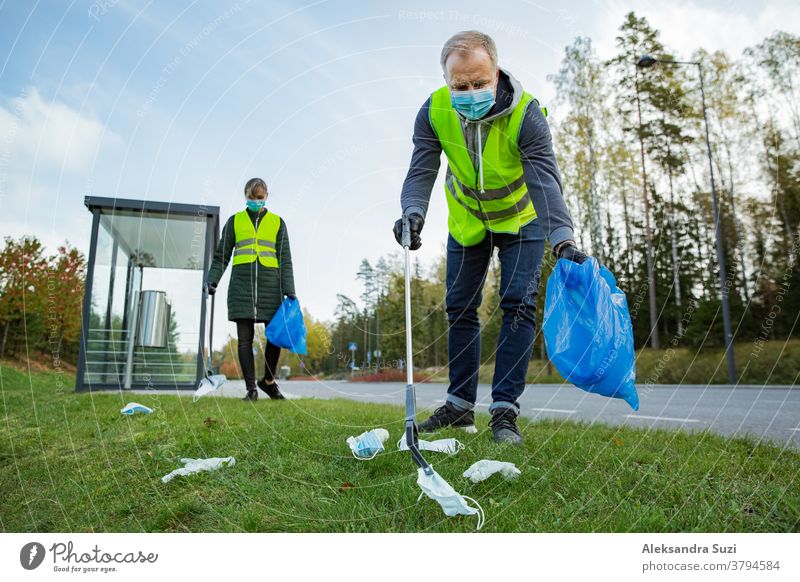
[
  {"xmin": 0, "ymin": 88, "xmax": 123, "ymax": 270},
  {"xmin": 0, "ymin": 87, "xmax": 120, "ymax": 173}
]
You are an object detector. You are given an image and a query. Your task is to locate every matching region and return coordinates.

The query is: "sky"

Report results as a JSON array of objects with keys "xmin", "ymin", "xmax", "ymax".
[{"xmin": 1, "ymin": 0, "xmax": 798, "ymax": 349}]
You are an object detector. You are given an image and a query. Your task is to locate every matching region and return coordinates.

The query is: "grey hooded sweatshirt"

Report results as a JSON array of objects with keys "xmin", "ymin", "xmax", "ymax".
[{"xmin": 400, "ymin": 68, "xmax": 575, "ymax": 249}]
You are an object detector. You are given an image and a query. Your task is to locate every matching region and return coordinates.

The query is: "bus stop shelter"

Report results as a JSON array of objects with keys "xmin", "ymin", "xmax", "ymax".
[{"xmin": 76, "ymin": 196, "xmax": 220, "ymax": 391}]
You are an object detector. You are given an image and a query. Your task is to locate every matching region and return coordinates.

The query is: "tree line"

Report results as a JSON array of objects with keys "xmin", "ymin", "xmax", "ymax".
[
  {"xmin": 551, "ymin": 13, "xmax": 800, "ymax": 349},
  {"xmin": 0, "ymin": 237, "xmax": 85, "ymax": 366}
]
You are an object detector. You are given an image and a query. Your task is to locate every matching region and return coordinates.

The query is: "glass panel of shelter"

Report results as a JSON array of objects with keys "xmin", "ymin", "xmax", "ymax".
[{"xmin": 82, "ymin": 208, "xmax": 206, "ymax": 389}]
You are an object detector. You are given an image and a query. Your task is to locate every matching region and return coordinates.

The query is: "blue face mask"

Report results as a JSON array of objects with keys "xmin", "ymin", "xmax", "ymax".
[
  {"xmin": 450, "ymin": 87, "xmax": 495, "ymax": 120},
  {"xmin": 246, "ymin": 199, "xmax": 265, "ymax": 212},
  {"xmin": 346, "ymin": 428, "xmax": 389, "ymax": 460}
]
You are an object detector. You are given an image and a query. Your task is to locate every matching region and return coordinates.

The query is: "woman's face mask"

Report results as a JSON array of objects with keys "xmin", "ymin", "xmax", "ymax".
[{"xmin": 246, "ymin": 199, "xmax": 266, "ymax": 212}]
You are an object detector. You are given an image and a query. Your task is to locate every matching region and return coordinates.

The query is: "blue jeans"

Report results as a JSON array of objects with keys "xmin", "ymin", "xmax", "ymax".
[{"xmin": 445, "ymin": 219, "xmax": 545, "ymax": 414}]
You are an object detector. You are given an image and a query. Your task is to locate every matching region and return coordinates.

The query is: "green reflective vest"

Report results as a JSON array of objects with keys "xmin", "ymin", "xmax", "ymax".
[
  {"xmin": 232, "ymin": 210, "xmax": 280, "ymax": 268},
  {"xmin": 429, "ymin": 85, "xmax": 538, "ymax": 246}
]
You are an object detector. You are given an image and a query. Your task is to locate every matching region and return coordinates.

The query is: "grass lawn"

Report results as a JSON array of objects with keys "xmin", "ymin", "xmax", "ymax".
[{"xmin": 1, "ymin": 362, "xmax": 798, "ymax": 532}]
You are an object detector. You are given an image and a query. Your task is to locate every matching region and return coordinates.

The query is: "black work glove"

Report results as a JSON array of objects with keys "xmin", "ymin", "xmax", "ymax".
[
  {"xmin": 554, "ymin": 241, "xmax": 588, "ymax": 264},
  {"xmin": 204, "ymin": 282, "xmax": 217, "ymax": 295},
  {"xmin": 392, "ymin": 213, "xmax": 424, "ymax": 251}
]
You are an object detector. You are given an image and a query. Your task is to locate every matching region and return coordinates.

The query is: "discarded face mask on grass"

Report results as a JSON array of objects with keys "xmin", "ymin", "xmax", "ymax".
[
  {"xmin": 463, "ymin": 460, "xmax": 521, "ymax": 483},
  {"xmin": 120, "ymin": 402, "xmax": 153, "ymax": 415},
  {"xmin": 161, "ymin": 457, "xmax": 236, "ymax": 483},
  {"xmin": 192, "ymin": 375, "xmax": 227, "ymax": 402},
  {"xmin": 347, "ymin": 428, "xmax": 390, "ymax": 460},
  {"xmin": 397, "ymin": 433, "xmax": 464, "ymax": 455},
  {"xmin": 417, "ymin": 466, "xmax": 485, "ymax": 530}
]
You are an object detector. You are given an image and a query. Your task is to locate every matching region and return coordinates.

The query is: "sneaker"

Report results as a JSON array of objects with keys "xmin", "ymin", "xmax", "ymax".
[
  {"xmin": 490, "ymin": 407, "xmax": 523, "ymax": 445},
  {"xmin": 418, "ymin": 402, "xmax": 476, "ymax": 433},
  {"xmin": 242, "ymin": 389, "xmax": 258, "ymax": 402},
  {"xmin": 257, "ymin": 378, "xmax": 286, "ymax": 400}
]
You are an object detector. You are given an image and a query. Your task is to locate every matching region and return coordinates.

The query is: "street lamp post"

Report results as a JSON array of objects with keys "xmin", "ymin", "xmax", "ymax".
[
  {"xmin": 634, "ymin": 66, "xmax": 661, "ymax": 350},
  {"xmin": 636, "ymin": 55, "xmax": 737, "ymax": 384}
]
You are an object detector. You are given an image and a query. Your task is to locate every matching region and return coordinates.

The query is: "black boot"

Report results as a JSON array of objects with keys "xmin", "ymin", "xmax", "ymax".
[
  {"xmin": 490, "ymin": 407, "xmax": 523, "ymax": 445},
  {"xmin": 257, "ymin": 378, "xmax": 286, "ymax": 400},
  {"xmin": 418, "ymin": 402, "xmax": 476, "ymax": 433},
  {"xmin": 242, "ymin": 388, "xmax": 258, "ymax": 402}
]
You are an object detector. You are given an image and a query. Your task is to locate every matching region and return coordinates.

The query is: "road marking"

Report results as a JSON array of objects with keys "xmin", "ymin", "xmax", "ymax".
[
  {"xmin": 530, "ymin": 407, "xmax": 576, "ymax": 414},
  {"xmin": 624, "ymin": 414, "xmax": 699, "ymax": 423},
  {"xmin": 789, "ymin": 427, "xmax": 800, "ymax": 432}
]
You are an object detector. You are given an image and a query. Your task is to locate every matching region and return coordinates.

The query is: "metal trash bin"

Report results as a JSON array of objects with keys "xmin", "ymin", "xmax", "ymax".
[{"xmin": 136, "ymin": 290, "xmax": 171, "ymax": 348}]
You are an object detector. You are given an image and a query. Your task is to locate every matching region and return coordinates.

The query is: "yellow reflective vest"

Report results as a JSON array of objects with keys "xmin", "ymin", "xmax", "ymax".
[
  {"xmin": 232, "ymin": 210, "xmax": 280, "ymax": 268},
  {"xmin": 429, "ymin": 85, "xmax": 538, "ymax": 246}
]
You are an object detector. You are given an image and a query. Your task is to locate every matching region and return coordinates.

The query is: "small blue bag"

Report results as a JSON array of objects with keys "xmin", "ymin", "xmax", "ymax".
[
  {"xmin": 265, "ymin": 297, "xmax": 307, "ymax": 355},
  {"xmin": 543, "ymin": 257, "xmax": 639, "ymax": 411}
]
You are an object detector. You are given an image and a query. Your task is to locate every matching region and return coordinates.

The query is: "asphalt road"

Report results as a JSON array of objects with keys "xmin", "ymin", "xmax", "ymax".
[{"xmin": 165, "ymin": 379, "xmax": 800, "ymax": 449}]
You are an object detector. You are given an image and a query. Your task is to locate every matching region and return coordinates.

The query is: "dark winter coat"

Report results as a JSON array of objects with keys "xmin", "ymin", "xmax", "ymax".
[{"xmin": 206, "ymin": 208, "xmax": 295, "ymax": 322}]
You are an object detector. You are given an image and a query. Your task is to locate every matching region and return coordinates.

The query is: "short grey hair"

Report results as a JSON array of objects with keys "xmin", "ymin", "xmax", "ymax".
[
  {"xmin": 440, "ymin": 30, "xmax": 498, "ymax": 71},
  {"xmin": 244, "ymin": 177, "xmax": 267, "ymax": 198}
]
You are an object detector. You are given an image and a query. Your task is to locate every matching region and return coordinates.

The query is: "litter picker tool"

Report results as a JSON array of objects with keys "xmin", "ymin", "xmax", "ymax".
[
  {"xmin": 193, "ymin": 286, "xmax": 227, "ymax": 401},
  {"xmin": 401, "ymin": 214, "xmax": 433, "ymax": 476},
  {"xmin": 402, "ymin": 216, "xmax": 485, "ymax": 529}
]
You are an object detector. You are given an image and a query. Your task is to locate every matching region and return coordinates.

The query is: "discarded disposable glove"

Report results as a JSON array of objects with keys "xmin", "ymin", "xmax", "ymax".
[
  {"xmin": 120, "ymin": 402, "xmax": 153, "ymax": 415},
  {"xmin": 463, "ymin": 460, "xmax": 521, "ymax": 483},
  {"xmin": 161, "ymin": 457, "xmax": 235, "ymax": 483},
  {"xmin": 417, "ymin": 466, "xmax": 484, "ymax": 530},
  {"xmin": 397, "ymin": 433, "xmax": 464, "ymax": 455},
  {"xmin": 346, "ymin": 428, "xmax": 389, "ymax": 460}
]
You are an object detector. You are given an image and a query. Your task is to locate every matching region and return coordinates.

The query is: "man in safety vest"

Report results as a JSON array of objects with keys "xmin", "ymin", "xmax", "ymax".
[{"xmin": 393, "ymin": 30, "xmax": 588, "ymax": 444}]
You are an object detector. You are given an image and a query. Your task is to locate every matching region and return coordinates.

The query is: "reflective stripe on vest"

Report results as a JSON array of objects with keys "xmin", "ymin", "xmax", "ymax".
[
  {"xmin": 232, "ymin": 210, "xmax": 280, "ymax": 268},
  {"xmin": 234, "ymin": 238, "xmax": 276, "ymax": 250},
  {"xmin": 429, "ymin": 85, "xmax": 538, "ymax": 246}
]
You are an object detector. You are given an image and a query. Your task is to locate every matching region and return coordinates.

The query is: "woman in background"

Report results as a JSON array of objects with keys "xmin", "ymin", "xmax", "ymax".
[{"xmin": 205, "ymin": 177, "xmax": 295, "ymax": 401}]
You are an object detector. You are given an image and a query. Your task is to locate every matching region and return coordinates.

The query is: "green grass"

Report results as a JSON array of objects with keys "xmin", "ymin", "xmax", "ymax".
[
  {"xmin": 1, "ymin": 362, "xmax": 798, "ymax": 532},
  {"xmin": 634, "ymin": 339, "xmax": 800, "ymax": 385}
]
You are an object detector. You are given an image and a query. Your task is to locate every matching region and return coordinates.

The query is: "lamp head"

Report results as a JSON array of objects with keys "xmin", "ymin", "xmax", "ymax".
[{"xmin": 636, "ymin": 55, "xmax": 658, "ymax": 69}]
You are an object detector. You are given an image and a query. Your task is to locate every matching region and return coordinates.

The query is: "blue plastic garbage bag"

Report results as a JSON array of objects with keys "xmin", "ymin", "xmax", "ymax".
[
  {"xmin": 265, "ymin": 297, "xmax": 307, "ymax": 355},
  {"xmin": 543, "ymin": 257, "xmax": 639, "ymax": 411}
]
